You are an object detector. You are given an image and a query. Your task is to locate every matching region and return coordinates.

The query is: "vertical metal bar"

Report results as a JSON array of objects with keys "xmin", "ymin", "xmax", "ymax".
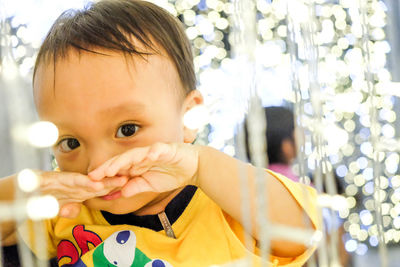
[
  {"xmin": 15, "ymin": 201, "xmax": 35, "ymax": 267},
  {"xmin": 33, "ymin": 220, "xmax": 49, "ymax": 267},
  {"xmin": 301, "ymin": 3, "xmax": 329, "ymax": 265},
  {"xmin": 359, "ymin": 0, "xmax": 388, "ymax": 266},
  {"xmin": 0, "ymin": 227, "xmax": 3, "ymax": 267},
  {"xmin": 235, "ymin": 127, "xmax": 255, "ymax": 265},
  {"xmin": 286, "ymin": 0, "xmax": 344, "ymax": 266},
  {"xmin": 231, "ymin": 0, "xmax": 270, "ymax": 264},
  {"xmin": 0, "ymin": 10, "xmax": 6, "ymax": 267}
]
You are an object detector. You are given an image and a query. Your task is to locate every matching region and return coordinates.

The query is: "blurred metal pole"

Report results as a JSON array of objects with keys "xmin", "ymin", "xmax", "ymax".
[
  {"xmin": 231, "ymin": 0, "xmax": 270, "ymax": 264},
  {"xmin": 384, "ymin": 0, "xmax": 400, "ymax": 83},
  {"xmin": 360, "ymin": 0, "xmax": 388, "ymax": 266},
  {"xmin": 0, "ymin": 11, "xmax": 50, "ymax": 267},
  {"xmin": 383, "ymin": 0, "xmax": 400, "ymax": 144},
  {"xmin": 286, "ymin": 0, "xmax": 345, "ymax": 266}
]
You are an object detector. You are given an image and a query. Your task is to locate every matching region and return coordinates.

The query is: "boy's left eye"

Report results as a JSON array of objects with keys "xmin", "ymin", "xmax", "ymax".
[{"xmin": 116, "ymin": 124, "xmax": 139, "ymax": 138}]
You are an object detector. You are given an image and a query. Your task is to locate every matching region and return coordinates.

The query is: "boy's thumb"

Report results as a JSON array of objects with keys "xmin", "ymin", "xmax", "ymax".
[{"xmin": 60, "ymin": 203, "xmax": 82, "ymax": 218}]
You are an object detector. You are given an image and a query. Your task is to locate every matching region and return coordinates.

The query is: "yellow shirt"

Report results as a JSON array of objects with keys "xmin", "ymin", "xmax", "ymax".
[{"xmin": 19, "ymin": 170, "xmax": 318, "ymax": 267}]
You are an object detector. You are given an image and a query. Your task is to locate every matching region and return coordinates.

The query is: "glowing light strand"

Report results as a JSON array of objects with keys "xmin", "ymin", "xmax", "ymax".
[
  {"xmin": 360, "ymin": 0, "xmax": 388, "ymax": 266},
  {"xmin": 231, "ymin": 0, "xmax": 270, "ymax": 264}
]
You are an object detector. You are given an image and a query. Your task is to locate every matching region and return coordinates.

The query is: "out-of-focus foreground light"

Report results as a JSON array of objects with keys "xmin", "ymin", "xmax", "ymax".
[
  {"xmin": 183, "ymin": 105, "xmax": 210, "ymax": 130},
  {"xmin": 27, "ymin": 121, "xmax": 59, "ymax": 148},
  {"xmin": 318, "ymin": 193, "xmax": 349, "ymax": 212},
  {"xmin": 26, "ymin": 195, "xmax": 59, "ymax": 220},
  {"xmin": 17, "ymin": 169, "xmax": 39, "ymax": 192},
  {"xmin": 311, "ymin": 230, "xmax": 323, "ymax": 244}
]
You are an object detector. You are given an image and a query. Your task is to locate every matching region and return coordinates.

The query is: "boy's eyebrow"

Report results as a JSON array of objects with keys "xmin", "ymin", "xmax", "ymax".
[{"xmin": 99, "ymin": 102, "xmax": 146, "ymax": 116}]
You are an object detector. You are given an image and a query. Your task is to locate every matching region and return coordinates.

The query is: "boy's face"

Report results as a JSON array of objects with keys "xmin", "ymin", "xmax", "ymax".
[{"xmin": 33, "ymin": 47, "xmax": 199, "ymax": 214}]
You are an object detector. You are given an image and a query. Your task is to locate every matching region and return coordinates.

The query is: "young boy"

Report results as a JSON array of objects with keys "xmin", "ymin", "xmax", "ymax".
[{"xmin": 0, "ymin": 0, "xmax": 318, "ymax": 266}]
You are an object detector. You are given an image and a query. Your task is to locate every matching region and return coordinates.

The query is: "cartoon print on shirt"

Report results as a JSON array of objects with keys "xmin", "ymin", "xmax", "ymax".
[
  {"xmin": 144, "ymin": 259, "xmax": 173, "ymax": 267},
  {"xmin": 58, "ymin": 225, "xmax": 102, "ymax": 266},
  {"xmin": 56, "ymin": 227, "xmax": 172, "ymax": 267},
  {"xmin": 92, "ymin": 230, "xmax": 172, "ymax": 267}
]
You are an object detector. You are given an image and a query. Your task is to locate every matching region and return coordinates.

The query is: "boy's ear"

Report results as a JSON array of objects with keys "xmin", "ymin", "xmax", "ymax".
[{"xmin": 182, "ymin": 90, "xmax": 204, "ymax": 143}]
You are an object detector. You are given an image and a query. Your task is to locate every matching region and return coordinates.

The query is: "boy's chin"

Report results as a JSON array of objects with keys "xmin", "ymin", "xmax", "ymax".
[{"xmin": 83, "ymin": 192, "xmax": 160, "ymax": 215}]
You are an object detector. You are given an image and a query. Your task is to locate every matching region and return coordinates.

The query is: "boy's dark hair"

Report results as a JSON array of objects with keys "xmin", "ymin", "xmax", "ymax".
[
  {"xmin": 33, "ymin": 0, "xmax": 195, "ymax": 95},
  {"xmin": 245, "ymin": 106, "xmax": 295, "ymax": 164}
]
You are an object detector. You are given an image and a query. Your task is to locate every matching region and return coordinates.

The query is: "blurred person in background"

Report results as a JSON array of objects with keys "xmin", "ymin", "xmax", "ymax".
[
  {"xmin": 245, "ymin": 106, "xmax": 351, "ymax": 266},
  {"xmin": 246, "ymin": 106, "xmax": 298, "ymax": 182}
]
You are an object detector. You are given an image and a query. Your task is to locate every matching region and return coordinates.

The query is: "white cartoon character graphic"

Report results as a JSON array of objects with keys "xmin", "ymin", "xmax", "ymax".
[{"xmin": 91, "ymin": 230, "xmax": 172, "ymax": 267}]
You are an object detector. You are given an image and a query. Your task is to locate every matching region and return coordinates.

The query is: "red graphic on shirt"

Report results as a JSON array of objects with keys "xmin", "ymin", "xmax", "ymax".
[
  {"xmin": 57, "ymin": 240, "xmax": 79, "ymax": 264},
  {"xmin": 72, "ymin": 225, "xmax": 102, "ymax": 255},
  {"xmin": 57, "ymin": 225, "xmax": 102, "ymax": 265}
]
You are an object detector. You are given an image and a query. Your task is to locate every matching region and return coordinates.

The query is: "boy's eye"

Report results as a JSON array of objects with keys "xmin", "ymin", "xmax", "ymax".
[
  {"xmin": 58, "ymin": 138, "xmax": 80, "ymax": 152},
  {"xmin": 116, "ymin": 124, "xmax": 139, "ymax": 138}
]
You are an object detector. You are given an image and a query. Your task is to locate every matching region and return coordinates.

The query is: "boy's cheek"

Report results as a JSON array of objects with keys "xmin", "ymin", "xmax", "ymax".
[{"xmin": 55, "ymin": 158, "xmax": 87, "ymax": 174}]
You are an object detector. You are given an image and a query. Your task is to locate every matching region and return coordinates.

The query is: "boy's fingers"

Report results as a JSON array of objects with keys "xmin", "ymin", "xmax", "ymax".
[
  {"xmin": 90, "ymin": 147, "xmax": 150, "ymax": 179},
  {"xmin": 88, "ymin": 153, "xmax": 127, "ymax": 180},
  {"xmin": 147, "ymin": 142, "xmax": 171, "ymax": 161},
  {"xmin": 79, "ymin": 176, "xmax": 128, "ymax": 198},
  {"xmin": 107, "ymin": 143, "xmax": 172, "ymax": 177},
  {"xmin": 106, "ymin": 147, "xmax": 150, "ymax": 176},
  {"xmin": 102, "ymin": 176, "xmax": 128, "ymax": 188},
  {"xmin": 113, "ymin": 169, "xmax": 130, "ymax": 177},
  {"xmin": 121, "ymin": 177, "xmax": 153, "ymax": 197},
  {"xmin": 89, "ymin": 143, "xmax": 173, "ymax": 181},
  {"xmin": 39, "ymin": 172, "xmax": 103, "ymax": 195},
  {"xmin": 72, "ymin": 176, "xmax": 104, "ymax": 192},
  {"xmin": 128, "ymin": 164, "xmax": 151, "ymax": 177},
  {"xmin": 88, "ymin": 158, "xmax": 115, "ymax": 181}
]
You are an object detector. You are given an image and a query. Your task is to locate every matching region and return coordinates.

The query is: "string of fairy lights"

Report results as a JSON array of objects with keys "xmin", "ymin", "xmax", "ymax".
[
  {"xmin": 285, "ymin": 0, "xmax": 394, "ymax": 255},
  {"xmin": 172, "ymin": 0, "xmax": 397, "ymax": 257},
  {"xmin": 1, "ymin": 0, "xmax": 399, "ymax": 262}
]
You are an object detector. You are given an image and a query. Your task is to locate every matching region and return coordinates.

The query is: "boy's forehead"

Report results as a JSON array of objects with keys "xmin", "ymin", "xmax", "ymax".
[
  {"xmin": 33, "ymin": 47, "xmax": 183, "ymax": 115},
  {"xmin": 34, "ymin": 41, "xmax": 175, "ymax": 85},
  {"xmin": 37, "ymin": 45, "xmax": 167, "ymax": 80}
]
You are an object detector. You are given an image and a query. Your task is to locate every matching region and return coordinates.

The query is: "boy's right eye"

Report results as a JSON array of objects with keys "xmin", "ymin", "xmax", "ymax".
[{"xmin": 58, "ymin": 138, "xmax": 80, "ymax": 152}]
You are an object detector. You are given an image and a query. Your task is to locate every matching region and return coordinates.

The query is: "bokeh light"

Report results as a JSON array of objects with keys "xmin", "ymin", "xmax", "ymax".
[
  {"xmin": 27, "ymin": 121, "xmax": 59, "ymax": 148},
  {"xmin": 17, "ymin": 169, "xmax": 39, "ymax": 193},
  {"xmin": 26, "ymin": 195, "xmax": 59, "ymax": 220}
]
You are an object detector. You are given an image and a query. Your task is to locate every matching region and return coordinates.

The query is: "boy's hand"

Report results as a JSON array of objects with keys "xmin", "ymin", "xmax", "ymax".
[
  {"xmin": 88, "ymin": 143, "xmax": 199, "ymax": 197},
  {"xmin": 38, "ymin": 171, "xmax": 128, "ymax": 218}
]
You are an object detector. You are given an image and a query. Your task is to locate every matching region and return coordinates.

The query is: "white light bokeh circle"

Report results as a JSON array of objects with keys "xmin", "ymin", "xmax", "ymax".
[
  {"xmin": 27, "ymin": 121, "xmax": 59, "ymax": 148},
  {"xmin": 26, "ymin": 195, "xmax": 59, "ymax": 220},
  {"xmin": 17, "ymin": 169, "xmax": 39, "ymax": 192},
  {"xmin": 183, "ymin": 105, "xmax": 210, "ymax": 130}
]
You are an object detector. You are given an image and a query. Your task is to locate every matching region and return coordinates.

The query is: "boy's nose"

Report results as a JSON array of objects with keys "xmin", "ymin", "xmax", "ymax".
[
  {"xmin": 87, "ymin": 157, "xmax": 106, "ymax": 175},
  {"xmin": 86, "ymin": 147, "xmax": 116, "ymax": 174}
]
